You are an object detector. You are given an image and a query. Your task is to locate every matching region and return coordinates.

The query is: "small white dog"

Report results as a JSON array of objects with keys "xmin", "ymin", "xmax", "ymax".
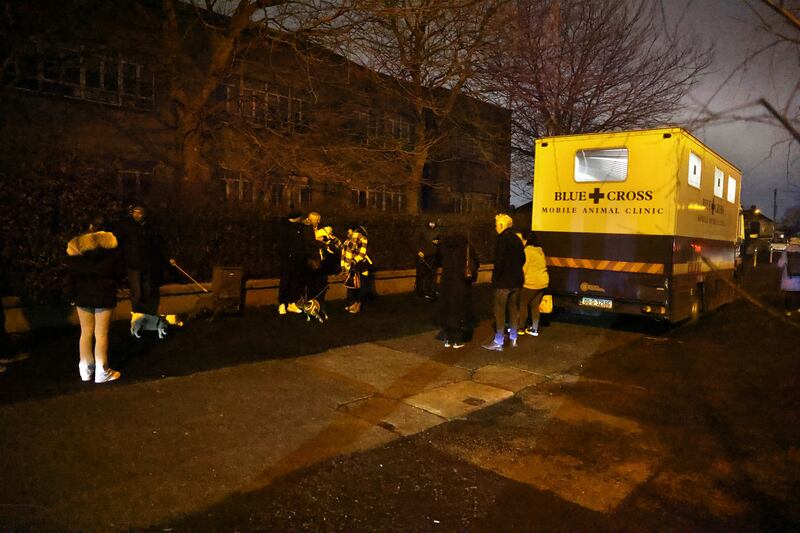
[{"xmin": 130, "ymin": 313, "xmax": 184, "ymax": 339}]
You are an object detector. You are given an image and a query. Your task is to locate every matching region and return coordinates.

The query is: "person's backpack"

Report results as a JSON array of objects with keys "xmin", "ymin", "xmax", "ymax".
[{"xmin": 787, "ymin": 251, "xmax": 800, "ymax": 277}]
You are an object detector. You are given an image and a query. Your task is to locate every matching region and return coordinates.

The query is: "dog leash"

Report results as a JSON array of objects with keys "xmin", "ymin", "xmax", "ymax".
[{"xmin": 169, "ymin": 259, "xmax": 210, "ymax": 293}]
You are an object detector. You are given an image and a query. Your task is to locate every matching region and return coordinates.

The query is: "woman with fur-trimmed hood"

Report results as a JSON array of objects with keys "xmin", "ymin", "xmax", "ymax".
[{"xmin": 66, "ymin": 215, "xmax": 125, "ymax": 384}]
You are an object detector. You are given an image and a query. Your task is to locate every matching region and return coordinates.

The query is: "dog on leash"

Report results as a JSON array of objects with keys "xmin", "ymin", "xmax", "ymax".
[
  {"xmin": 300, "ymin": 298, "xmax": 328, "ymax": 323},
  {"xmin": 130, "ymin": 313, "xmax": 184, "ymax": 339}
]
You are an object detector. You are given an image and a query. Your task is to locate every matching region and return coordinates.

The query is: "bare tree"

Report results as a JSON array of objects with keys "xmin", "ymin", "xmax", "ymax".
[
  {"xmin": 329, "ymin": 0, "xmax": 510, "ymax": 214},
  {"xmin": 687, "ymin": 1, "xmax": 799, "ymax": 136},
  {"xmin": 683, "ymin": 0, "xmax": 800, "ymax": 222},
  {"xmin": 485, "ymin": 0, "xmax": 710, "ymax": 201},
  {"xmin": 158, "ymin": 0, "xmax": 352, "ymax": 190},
  {"xmin": 744, "ymin": 0, "xmax": 799, "ymax": 143}
]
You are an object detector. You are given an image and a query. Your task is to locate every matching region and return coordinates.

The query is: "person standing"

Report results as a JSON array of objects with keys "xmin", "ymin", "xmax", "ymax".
[
  {"xmin": 66, "ymin": 215, "xmax": 125, "ymax": 383},
  {"xmin": 415, "ymin": 220, "xmax": 440, "ymax": 299},
  {"xmin": 277, "ymin": 211, "xmax": 305, "ymax": 315},
  {"xmin": 341, "ymin": 225, "xmax": 370, "ymax": 314},
  {"xmin": 115, "ymin": 204, "xmax": 169, "ymax": 316},
  {"xmin": 301, "ymin": 212, "xmax": 326, "ymax": 302},
  {"xmin": 438, "ymin": 232, "xmax": 479, "ymax": 348},
  {"xmin": 777, "ymin": 234, "xmax": 800, "ymax": 317},
  {"xmin": 517, "ymin": 230, "xmax": 549, "ymax": 336},
  {"xmin": 0, "ymin": 295, "xmax": 28, "ymax": 375},
  {"xmin": 483, "ymin": 214, "xmax": 525, "ymax": 351},
  {"xmin": 0, "ymin": 251, "xmax": 28, "ymax": 374}
]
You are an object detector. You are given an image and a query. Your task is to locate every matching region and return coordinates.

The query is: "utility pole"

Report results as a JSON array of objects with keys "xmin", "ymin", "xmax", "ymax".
[{"xmin": 774, "ymin": 188, "xmax": 778, "ymax": 222}]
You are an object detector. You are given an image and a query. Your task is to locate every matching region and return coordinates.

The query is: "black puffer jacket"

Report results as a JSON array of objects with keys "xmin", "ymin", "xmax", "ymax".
[
  {"xmin": 491, "ymin": 227, "xmax": 525, "ymax": 289},
  {"xmin": 417, "ymin": 224, "xmax": 440, "ymax": 258},
  {"xmin": 66, "ymin": 231, "xmax": 125, "ymax": 309},
  {"xmin": 115, "ymin": 217, "xmax": 166, "ymax": 275}
]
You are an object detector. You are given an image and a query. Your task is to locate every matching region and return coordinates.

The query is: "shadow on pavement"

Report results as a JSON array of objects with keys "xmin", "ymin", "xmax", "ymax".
[
  {"xmin": 0, "ymin": 289, "xmax": 498, "ymax": 405},
  {"xmin": 158, "ymin": 263, "xmax": 800, "ymax": 531}
]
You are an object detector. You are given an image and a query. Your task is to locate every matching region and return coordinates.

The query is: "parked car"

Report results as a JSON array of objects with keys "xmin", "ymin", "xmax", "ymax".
[{"xmin": 770, "ymin": 231, "xmax": 789, "ymax": 253}]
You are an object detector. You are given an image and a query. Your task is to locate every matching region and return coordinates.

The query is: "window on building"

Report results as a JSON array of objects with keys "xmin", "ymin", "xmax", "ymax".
[
  {"xmin": 714, "ymin": 167, "xmax": 724, "ymax": 198},
  {"xmin": 392, "ymin": 118, "xmax": 413, "ymax": 145},
  {"xmin": 452, "ymin": 192, "xmax": 495, "ymax": 214},
  {"xmin": 355, "ymin": 112, "xmax": 412, "ymax": 147},
  {"xmin": 727, "ymin": 176, "xmax": 737, "ymax": 203},
  {"xmin": 265, "ymin": 176, "xmax": 311, "ymax": 208},
  {"xmin": 239, "ymin": 87, "xmax": 260, "ymax": 120},
  {"xmin": 355, "ymin": 112, "xmax": 370, "ymax": 144},
  {"xmin": 225, "ymin": 84, "xmax": 265, "ymax": 123},
  {"xmin": 352, "ymin": 187, "xmax": 404, "ymax": 212},
  {"xmin": 453, "ymin": 196, "xmax": 474, "ymax": 214},
  {"xmin": 118, "ymin": 167, "xmax": 153, "ymax": 200},
  {"xmin": 62, "ymin": 52, "xmax": 82, "ymax": 86},
  {"xmin": 292, "ymin": 98, "xmax": 309, "ymax": 131},
  {"xmin": 688, "ymin": 152, "xmax": 702, "ymax": 188},
  {"xmin": 223, "ymin": 83, "xmax": 308, "ymax": 132},
  {"xmin": 267, "ymin": 92, "xmax": 290, "ymax": 129},
  {"xmin": 574, "ymin": 148, "xmax": 628, "ymax": 182},
  {"xmin": 7, "ymin": 47, "xmax": 155, "ymax": 110},
  {"xmin": 367, "ymin": 116, "xmax": 380, "ymax": 143},
  {"xmin": 219, "ymin": 168, "xmax": 254, "ymax": 202}
]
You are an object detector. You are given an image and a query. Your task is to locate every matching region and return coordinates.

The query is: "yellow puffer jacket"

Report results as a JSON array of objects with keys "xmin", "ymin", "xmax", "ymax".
[{"xmin": 523, "ymin": 246, "xmax": 549, "ymax": 290}]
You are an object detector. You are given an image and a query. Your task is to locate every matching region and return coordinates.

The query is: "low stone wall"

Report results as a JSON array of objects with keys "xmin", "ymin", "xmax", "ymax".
[{"xmin": 3, "ymin": 265, "xmax": 494, "ymax": 333}]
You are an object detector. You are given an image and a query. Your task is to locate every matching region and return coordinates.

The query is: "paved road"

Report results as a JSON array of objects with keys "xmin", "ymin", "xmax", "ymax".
[{"xmin": 1, "ymin": 267, "xmax": 798, "ymax": 531}]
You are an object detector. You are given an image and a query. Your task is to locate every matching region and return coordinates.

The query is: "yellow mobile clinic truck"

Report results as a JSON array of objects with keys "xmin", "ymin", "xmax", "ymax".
[{"xmin": 532, "ymin": 127, "xmax": 742, "ymax": 322}]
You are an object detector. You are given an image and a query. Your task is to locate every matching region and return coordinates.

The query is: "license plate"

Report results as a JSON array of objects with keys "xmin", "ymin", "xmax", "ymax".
[{"xmin": 579, "ymin": 297, "xmax": 613, "ymax": 309}]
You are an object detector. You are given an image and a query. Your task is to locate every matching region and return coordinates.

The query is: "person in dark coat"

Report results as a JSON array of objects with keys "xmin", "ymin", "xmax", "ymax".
[
  {"xmin": 483, "ymin": 213, "xmax": 525, "ymax": 351},
  {"xmin": 66, "ymin": 215, "xmax": 125, "ymax": 383},
  {"xmin": 115, "ymin": 204, "xmax": 169, "ymax": 316},
  {"xmin": 438, "ymin": 232, "xmax": 479, "ymax": 348},
  {"xmin": 0, "ymin": 261, "xmax": 28, "ymax": 374},
  {"xmin": 277, "ymin": 211, "xmax": 305, "ymax": 314},
  {"xmin": 300, "ymin": 212, "xmax": 326, "ymax": 302},
  {"xmin": 415, "ymin": 220, "xmax": 440, "ymax": 299}
]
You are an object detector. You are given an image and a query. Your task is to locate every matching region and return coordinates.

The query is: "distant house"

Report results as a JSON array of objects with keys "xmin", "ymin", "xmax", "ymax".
[
  {"xmin": 742, "ymin": 206, "xmax": 775, "ymax": 239},
  {"xmin": 742, "ymin": 206, "xmax": 775, "ymax": 254}
]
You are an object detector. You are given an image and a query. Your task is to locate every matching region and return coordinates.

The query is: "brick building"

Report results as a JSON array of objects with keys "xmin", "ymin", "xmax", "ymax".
[{"xmin": 1, "ymin": 1, "xmax": 511, "ymax": 218}]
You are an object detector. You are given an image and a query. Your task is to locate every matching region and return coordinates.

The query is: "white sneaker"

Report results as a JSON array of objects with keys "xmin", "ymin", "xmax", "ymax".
[
  {"xmin": 79, "ymin": 363, "xmax": 94, "ymax": 382},
  {"xmin": 95, "ymin": 368, "xmax": 120, "ymax": 384},
  {"xmin": 482, "ymin": 340, "xmax": 504, "ymax": 351},
  {"xmin": 452, "ymin": 343, "xmax": 465, "ymax": 349},
  {"xmin": 287, "ymin": 302, "xmax": 302, "ymax": 313},
  {"xmin": 444, "ymin": 341, "xmax": 452, "ymax": 348}
]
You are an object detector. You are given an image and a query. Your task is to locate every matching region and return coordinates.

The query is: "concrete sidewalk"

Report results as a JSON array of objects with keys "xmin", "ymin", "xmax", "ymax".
[{"xmin": 0, "ymin": 319, "xmax": 642, "ymax": 530}]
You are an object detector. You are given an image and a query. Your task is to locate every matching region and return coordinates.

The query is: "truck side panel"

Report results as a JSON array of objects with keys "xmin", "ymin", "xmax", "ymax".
[
  {"xmin": 670, "ymin": 235, "xmax": 737, "ymax": 322},
  {"xmin": 675, "ymin": 133, "xmax": 741, "ymax": 243}
]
